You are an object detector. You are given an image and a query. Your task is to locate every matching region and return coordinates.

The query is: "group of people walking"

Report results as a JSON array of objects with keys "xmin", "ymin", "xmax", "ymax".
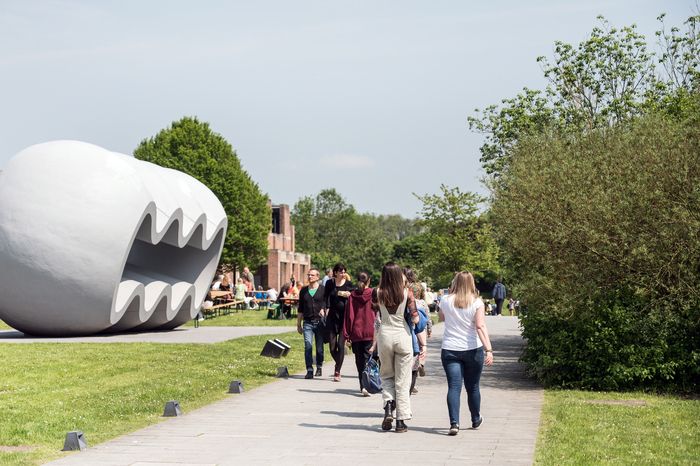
[{"xmin": 295, "ymin": 261, "xmax": 494, "ymax": 435}]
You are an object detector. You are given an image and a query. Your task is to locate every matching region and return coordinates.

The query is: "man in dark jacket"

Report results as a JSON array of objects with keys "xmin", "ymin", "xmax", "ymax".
[
  {"xmin": 492, "ymin": 278, "xmax": 506, "ymax": 316},
  {"xmin": 296, "ymin": 268, "xmax": 327, "ymax": 379}
]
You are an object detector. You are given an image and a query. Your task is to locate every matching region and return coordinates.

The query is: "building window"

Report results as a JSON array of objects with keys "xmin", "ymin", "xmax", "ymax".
[{"xmin": 272, "ymin": 208, "xmax": 281, "ymax": 234}]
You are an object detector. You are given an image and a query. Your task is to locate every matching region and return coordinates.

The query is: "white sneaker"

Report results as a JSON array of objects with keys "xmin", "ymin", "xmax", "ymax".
[{"xmin": 361, "ymin": 388, "xmax": 370, "ymax": 397}]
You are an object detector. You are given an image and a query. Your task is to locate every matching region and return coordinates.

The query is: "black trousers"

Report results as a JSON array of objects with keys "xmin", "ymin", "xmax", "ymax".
[
  {"xmin": 351, "ymin": 340, "xmax": 373, "ymax": 390},
  {"xmin": 494, "ymin": 298, "xmax": 504, "ymax": 315}
]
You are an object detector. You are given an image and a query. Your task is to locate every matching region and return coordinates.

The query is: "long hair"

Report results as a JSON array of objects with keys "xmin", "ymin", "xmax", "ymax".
[
  {"xmin": 403, "ymin": 266, "xmax": 416, "ymax": 284},
  {"xmin": 449, "ymin": 271, "xmax": 478, "ymax": 309},
  {"xmin": 378, "ymin": 262, "xmax": 405, "ymax": 310}
]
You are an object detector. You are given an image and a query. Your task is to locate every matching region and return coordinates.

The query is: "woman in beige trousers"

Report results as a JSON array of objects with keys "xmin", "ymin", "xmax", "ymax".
[{"xmin": 370, "ymin": 262, "xmax": 420, "ymax": 433}]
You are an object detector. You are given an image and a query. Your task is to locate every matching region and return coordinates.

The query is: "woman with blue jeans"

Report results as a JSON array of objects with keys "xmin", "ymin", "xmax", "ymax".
[{"xmin": 439, "ymin": 271, "xmax": 494, "ymax": 436}]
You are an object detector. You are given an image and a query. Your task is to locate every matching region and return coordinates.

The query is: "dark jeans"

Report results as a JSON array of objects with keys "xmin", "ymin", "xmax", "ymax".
[
  {"xmin": 351, "ymin": 340, "xmax": 373, "ymax": 390},
  {"xmin": 303, "ymin": 320, "xmax": 324, "ymax": 371},
  {"xmin": 441, "ymin": 347, "xmax": 484, "ymax": 425},
  {"xmin": 494, "ymin": 298, "xmax": 504, "ymax": 315}
]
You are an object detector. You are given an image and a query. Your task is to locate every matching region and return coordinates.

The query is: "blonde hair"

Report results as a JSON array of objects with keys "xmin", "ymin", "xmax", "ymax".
[{"xmin": 449, "ymin": 271, "xmax": 478, "ymax": 309}]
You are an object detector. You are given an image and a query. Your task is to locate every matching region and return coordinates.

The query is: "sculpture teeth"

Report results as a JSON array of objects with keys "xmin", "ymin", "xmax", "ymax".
[{"xmin": 109, "ymin": 196, "xmax": 226, "ymax": 332}]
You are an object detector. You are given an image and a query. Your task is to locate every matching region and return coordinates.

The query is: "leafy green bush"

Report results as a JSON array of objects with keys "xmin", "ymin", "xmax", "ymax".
[{"xmin": 494, "ymin": 107, "xmax": 700, "ymax": 391}]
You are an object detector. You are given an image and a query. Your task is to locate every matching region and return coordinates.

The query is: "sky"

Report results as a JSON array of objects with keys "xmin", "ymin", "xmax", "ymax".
[{"xmin": 0, "ymin": 0, "xmax": 693, "ymax": 218}]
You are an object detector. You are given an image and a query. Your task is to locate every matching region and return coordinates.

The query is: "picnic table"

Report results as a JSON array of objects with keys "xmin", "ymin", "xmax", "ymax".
[{"xmin": 268, "ymin": 296, "xmax": 299, "ymax": 320}]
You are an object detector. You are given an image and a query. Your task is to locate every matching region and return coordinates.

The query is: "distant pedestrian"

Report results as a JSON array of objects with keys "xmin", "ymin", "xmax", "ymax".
[
  {"xmin": 296, "ymin": 269, "xmax": 327, "ymax": 379},
  {"xmin": 322, "ymin": 268, "xmax": 333, "ymax": 286},
  {"xmin": 325, "ymin": 263, "xmax": 354, "ymax": 381},
  {"xmin": 343, "ymin": 271, "xmax": 375, "ymax": 396},
  {"xmin": 403, "ymin": 267, "xmax": 430, "ymax": 395},
  {"xmin": 371, "ymin": 262, "xmax": 420, "ymax": 433},
  {"xmin": 242, "ymin": 267, "xmax": 255, "ymax": 292},
  {"xmin": 440, "ymin": 271, "xmax": 494, "ymax": 436},
  {"xmin": 491, "ymin": 278, "xmax": 506, "ymax": 316}
]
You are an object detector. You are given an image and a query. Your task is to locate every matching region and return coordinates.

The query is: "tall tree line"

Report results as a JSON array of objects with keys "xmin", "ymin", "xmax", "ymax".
[{"xmin": 292, "ymin": 188, "xmax": 500, "ymax": 289}]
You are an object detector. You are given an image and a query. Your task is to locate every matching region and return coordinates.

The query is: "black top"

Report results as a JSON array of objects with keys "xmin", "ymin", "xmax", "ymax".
[
  {"xmin": 298, "ymin": 284, "xmax": 326, "ymax": 322},
  {"xmin": 324, "ymin": 279, "xmax": 355, "ymax": 320}
]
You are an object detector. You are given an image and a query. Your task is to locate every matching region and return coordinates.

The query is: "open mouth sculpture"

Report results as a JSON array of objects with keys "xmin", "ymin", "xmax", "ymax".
[{"xmin": 0, "ymin": 140, "xmax": 227, "ymax": 336}]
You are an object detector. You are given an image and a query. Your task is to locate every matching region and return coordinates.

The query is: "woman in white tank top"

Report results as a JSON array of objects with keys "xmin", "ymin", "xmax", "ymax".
[{"xmin": 438, "ymin": 271, "xmax": 494, "ymax": 436}]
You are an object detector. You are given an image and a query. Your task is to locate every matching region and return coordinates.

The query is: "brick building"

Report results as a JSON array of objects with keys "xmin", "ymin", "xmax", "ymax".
[{"xmin": 254, "ymin": 204, "xmax": 311, "ymax": 291}]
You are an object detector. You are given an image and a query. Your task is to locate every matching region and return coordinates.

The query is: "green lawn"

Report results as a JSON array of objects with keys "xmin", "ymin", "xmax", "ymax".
[
  {"xmin": 0, "ymin": 319, "xmax": 11, "ymax": 330},
  {"xmin": 535, "ymin": 390, "xmax": 700, "ymax": 465},
  {"xmin": 183, "ymin": 308, "xmax": 296, "ymax": 327},
  {"xmin": 0, "ymin": 331, "xmax": 306, "ymax": 465}
]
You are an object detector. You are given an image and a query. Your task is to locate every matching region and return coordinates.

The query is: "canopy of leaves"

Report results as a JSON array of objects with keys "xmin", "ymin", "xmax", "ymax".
[
  {"xmin": 415, "ymin": 185, "xmax": 501, "ymax": 288},
  {"xmin": 470, "ymin": 13, "xmax": 700, "ymax": 181},
  {"xmin": 292, "ymin": 189, "xmax": 421, "ymax": 283},
  {"xmin": 134, "ymin": 117, "xmax": 270, "ymax": 271}
]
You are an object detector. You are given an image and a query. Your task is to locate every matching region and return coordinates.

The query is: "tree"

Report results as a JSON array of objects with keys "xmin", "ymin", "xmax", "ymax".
[
  {"xmin": 414, "ymin": 185, "xmax": 501, "ymax": 288},
  {"xmin": 291, "ymin": 189, "xmax": 427, "ymax": 282},
  {"xmin": 469, "ymin": 12, "xmax": 700, "ymax": 391},
  {"xmin": 134, "ymin": 117, "xmax": 271, "ymax": 272},
  {"xmin": 470, "ymin": 14, "xmax": 700, "ymax": 181},
  {"xmin": 491, "ymin": 110, "xmax": 700, "ymax": 390}
]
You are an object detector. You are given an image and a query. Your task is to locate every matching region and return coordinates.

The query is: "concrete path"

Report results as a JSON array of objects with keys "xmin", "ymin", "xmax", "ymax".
[
  {"xmin": 45, "ymin": 316, "xmax": 543, "ymax": 466},
  {"xmin": 0, "ymin": 326, "xmax": 296, "ymax": 344}
]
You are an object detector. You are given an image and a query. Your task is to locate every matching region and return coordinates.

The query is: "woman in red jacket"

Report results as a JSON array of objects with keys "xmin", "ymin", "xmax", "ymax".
[{"xmin": 343, "ymin": 272, "xmax": 375, "ymax": 396}]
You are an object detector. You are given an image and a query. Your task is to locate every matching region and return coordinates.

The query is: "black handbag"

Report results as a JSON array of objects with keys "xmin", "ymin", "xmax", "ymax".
[{"xmin": 361, "ymin": 356, "xmax": 382, "ymax": 394}]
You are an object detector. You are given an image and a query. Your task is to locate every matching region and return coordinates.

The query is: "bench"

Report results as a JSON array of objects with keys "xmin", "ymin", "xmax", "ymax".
[{"xmin": 193, "ymin": 300, "xmax": 246, "ymax": 327}]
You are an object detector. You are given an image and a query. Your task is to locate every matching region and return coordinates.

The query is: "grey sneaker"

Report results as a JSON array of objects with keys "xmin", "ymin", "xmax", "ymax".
[
  {"xmin": 315, "ymin": 367, "xmax": 322, "ymax": 377},
  {"xmin": 449, "ymin": 423, "xmax": 459, "ymax": 436},
  {"xmin": 472, "ymin": 417, "xmax": 483, "ymax": 429}
]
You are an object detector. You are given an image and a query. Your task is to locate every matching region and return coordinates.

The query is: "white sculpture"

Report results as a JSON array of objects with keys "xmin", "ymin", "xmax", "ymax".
[{"xmin": 0, "ymin": 140, "xmax": 227, "ymax": 336}]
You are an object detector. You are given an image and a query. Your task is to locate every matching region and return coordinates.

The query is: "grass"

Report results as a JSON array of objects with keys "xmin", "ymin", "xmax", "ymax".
[
  {"xmin": 0, "ymin": 331, "xmax": 306, "ymax": 465},
  {"xmin": 535, "ymin": 390, "xmax": 700, "ymax": 465},
  {"xmin": 0, "ymin": 319, "xmax": 11, "ymax": 330},
  {"xmin": 183, "ymin": 308, "xmax": 296, "ymax": 327}
]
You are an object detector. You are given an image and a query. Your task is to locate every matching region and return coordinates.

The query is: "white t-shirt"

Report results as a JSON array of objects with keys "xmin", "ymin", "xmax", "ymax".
[
  {"xmin": 267, "ymin": 288, "xmax": 278, "ymax": 301},
  {"xmin": 440, "ymin": 295, "xmax": 484, "ymax": 351}
]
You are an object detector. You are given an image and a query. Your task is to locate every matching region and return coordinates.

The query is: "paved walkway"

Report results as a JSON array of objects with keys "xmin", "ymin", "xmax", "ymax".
[
  {"xmin": 0, "ymin": 326, "xmax": 296, "ymax": 344},
  {"xmin": 45, "ymin": 316, "xmax": 543, "ymax": 466}
]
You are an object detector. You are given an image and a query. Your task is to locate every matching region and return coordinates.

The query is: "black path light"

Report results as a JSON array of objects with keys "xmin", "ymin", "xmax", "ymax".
[
  {"xmin": 260, "ymin": 339, "xmax": 291, "ymax": 358},
  {"xmin": 163, "ymin": 400, "xmax": 182, "ymax": 417},
  {"xmin": 62, "ymin": 431, "xmax": 87, "ymax": 451},
  {"xmin": 228, "ymin": 380, "xmax": 244, "ymax": 393}
]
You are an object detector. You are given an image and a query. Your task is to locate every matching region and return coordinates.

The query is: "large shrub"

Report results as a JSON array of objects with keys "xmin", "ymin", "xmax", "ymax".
[{"xmin": 492, "ymin": 110, "xmax": 700, "ymax": 391}]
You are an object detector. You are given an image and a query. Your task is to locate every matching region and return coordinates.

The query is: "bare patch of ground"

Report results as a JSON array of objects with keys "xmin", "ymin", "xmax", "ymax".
[{"xmin": 0, "ymin": 445, "xmax": 35, "ymax": 452}]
